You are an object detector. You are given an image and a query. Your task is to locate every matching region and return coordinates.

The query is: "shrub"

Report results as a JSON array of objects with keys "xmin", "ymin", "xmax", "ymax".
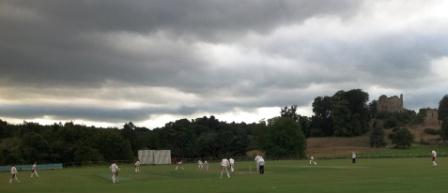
[
  {"xmin": 370, "ymin": 126, "xmax": 386, "ymax": 148},
  {"xmin": 389, "ymin": 128, "xmax": 414, "ymax": 149},
  {"xmin": 384, "ymin": 118, "xmax": 398, "ymax": 129},
  {"xmin": 423, "ymin": 128, "xmax": 440, "ymax": 135}
]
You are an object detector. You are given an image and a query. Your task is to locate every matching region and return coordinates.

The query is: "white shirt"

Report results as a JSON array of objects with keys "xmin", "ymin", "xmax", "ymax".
[
  {"xmin": 229, "ymin": 158, "xmax": 235, "ymax": 165},
  {"xmin": 255, "ymin": 155, "xmax": 262, "ymax": 162},
  {"xmin": 135, "ymin": 161, "xmax": 140, "ymax": 167},
  {"xmin": 432, "ymin": 150, "xmax": 437, "ymax": 157},
  {"xmin": 32, "ymin": 164, "xmax": 37, "ymax": 170},
  {"xmin": 221, "ymin": 159, "xmax": 230, "ymax": 167},
  {"xmin": 257, "ymin": 157, "xmax": 265, "ymax": 166},
  {"xmin": 110, "ymin": 163, "xmax": 119, "ymax": 173},
  {"xmin": 11, "ymin": 166, "xmax": 17, "ymax": 175},
  {"xmin": 310, "ymin": 156, "xmax": 314, "ymax": 160},
  {"xmin": 352, "ymin": 152, "xmax": 357, "ymax": 159}
]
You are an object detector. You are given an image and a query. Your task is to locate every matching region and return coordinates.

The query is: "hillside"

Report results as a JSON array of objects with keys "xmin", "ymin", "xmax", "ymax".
[
  {"xmin": 306, "ymin": 124, "xmax": 443, "ymax": 158},
  {"xmin": 306, "ymin": 136, "xmax": 375, "ymax": 158}
]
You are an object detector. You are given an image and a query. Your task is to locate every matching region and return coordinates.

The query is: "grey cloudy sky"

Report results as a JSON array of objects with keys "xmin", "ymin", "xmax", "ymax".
[{"xmin": 1, "ymin": 0, "xmax": 447, "ymax": 128}]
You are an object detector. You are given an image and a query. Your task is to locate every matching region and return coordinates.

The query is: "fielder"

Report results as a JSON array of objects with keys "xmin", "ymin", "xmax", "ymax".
[
  {"xmin": 134, "ymin": 159, "xmax": 141, "ymax": 173},
  {"xmin": 257, "ymin": 156, "xmax": 265, "ymax": 175},
  {"xmin": 30, "ymin": 162, "xmax": 39, "ymax": 178},
  {"xmin": 110, "ymin": 161, "xmax": 120, "ymax": 183},
  {"xmin": 9, "ymin": 164, "xmax": 19, "ymax": 183},
  {"xmin": 229, "ymin": 158, "xmax": 235, "ymax": 172},
  {"xmin": 175, "ymin": 160, "xmax": 184, "ymax": 170},
  {"xmin": 309, "ymin": 156, "xmax": 317, "ymax": 166},
  {"xmin": 432, "ymin": 150, "xmax": 438, "ymax": 166},
  {"xmin": 220, "ymin": 158, "xmax": 230, "ymax": 179},
  {"xmin": 203, "ymin": 160, "xmax": 209, "ymax": 171},
  {"xmin": 352, "ymin": 152, "xmax": 357, "ymax": 164},
  {"xmin": 254, "ymin": 153, "xmax": 262, "ymax": 172},
  {"xmin": 198, "ymin": 160, "xmax": 203, "ymax": 169}
]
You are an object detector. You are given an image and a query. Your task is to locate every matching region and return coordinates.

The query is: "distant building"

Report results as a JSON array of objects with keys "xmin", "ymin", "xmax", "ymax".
[
  {"xmin": 420, "ymin": 108, "xmax": 440, "ymax": 126},
  {"xmin": 377, "ymin": 94, "xmax": 404, "ymax": 113}
]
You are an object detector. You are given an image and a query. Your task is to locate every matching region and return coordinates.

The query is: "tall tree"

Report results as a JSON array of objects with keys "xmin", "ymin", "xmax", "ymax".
[
  {"xmin": 261, "ymin": 117, "xmax": 306, "ymax": 159},
  {"xmin": 368, "ymin": 100, "xmax": 378, "ymax": 118},
  {"xmin": 0, "ymin": 119, "xmax": 7, "ymax": 138},
  {"xmin": 121, "ymin": 122, "xmax": 138, "ymax": 153},
  {"xmin": 439, "ymin": 95, "xmax": 448, "ymax": 121},
  {"xmin": 332, "ymin": 89, "xmax": 370, "ymax": 136},
  {"xmin": 281, "ymin": 105, "xmax": 299, "ymax": 120},
  {"xmin": 298, "ymin": 115, "xmax": 312, "ymax": 137},
  {"xmin": 312, "ymin": 96, "xmax": 334, "ymax": 136},
  {"xmin": 311, "ymin": 89, "xmax": 370, "ymax": 137},
  {"xmin": 332, "ymin": 97, "xmax": 352, "ymax": 136},
  {"xmin": 370, "ymin": 120, "xmax": 386, "ymax": 147},
  {"xmin": 441, "ymin": 117, "xmax": 448, "ymax": 142},
  {"xmin": 281, "ymin": 105, "xmax": 312, "ymax": 137}
]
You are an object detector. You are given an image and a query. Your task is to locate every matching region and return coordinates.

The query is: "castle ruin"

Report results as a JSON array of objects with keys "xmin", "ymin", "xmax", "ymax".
[
  {"xmin": 420, "ymin": 108, "xmax": 441, "ymax": 126},
  {"xmin": 377, "ymin": 94, "xmax": 404, "ymax": 113}
]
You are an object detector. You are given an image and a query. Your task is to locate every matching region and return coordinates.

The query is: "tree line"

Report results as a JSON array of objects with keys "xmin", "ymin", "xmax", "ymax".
[
  {"xmin": 0, "ymin": 115, "xmax": 306, "ymax": 165},
  {"xmin": 1, "ymin": 90, "xmax": 447, "ymax": 165}
]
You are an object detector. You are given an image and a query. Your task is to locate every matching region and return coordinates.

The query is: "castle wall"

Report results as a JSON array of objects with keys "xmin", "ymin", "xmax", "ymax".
[
  {"xmin": 377, "ymin": 95, "xmax": 404, "ymax": 113},
  {"xmin": 422, "ymin": 108, "xmax": 441, "ymax": 127}
]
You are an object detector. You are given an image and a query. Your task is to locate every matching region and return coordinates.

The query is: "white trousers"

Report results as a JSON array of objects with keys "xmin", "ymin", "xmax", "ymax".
[
  {"xmin": 9, "ymin": 174, "xmax": 19, "ymax": 183},
  {"xmin": 433, "ymin": 161, "xmax": 438, "ymax": 166},
  {"xmin": 31, "ymin": 170, "xmax": 39, "ymax": 178},
  {"xmin": 220, "ymin": 167, "xmax": 230, "ymax": 178},
  {"xmin": 112, "ymin": 173, "xmax": 119, "ymax": 183}
]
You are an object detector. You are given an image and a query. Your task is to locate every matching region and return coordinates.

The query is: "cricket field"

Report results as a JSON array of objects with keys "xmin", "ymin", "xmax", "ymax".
[{"xmin": 1, "ymin": 158, "xmax": 446, "ymax": 193}]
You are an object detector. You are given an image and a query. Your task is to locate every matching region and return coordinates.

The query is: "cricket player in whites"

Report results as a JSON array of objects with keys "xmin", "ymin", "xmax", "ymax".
[
  {"xmin": 220, "ymin": 158, "xmax": 231, "ymax": 179},
  {"xmin": 257, "ymin": 156, "xmax": 265, "ymax": 175},
  {"xmin": 30, "ymin": 162, "xmax": 39, "ymax": 178},
  {"xmin": 309, "ymin": 155, "xmax": 317, "ymax": 166},
  {"xmin": 197, "ymin": 160, "xmax": 203, "ymax": 169},
  {"xmin": 110, "ymin": 161, "xmax": 120, "ymax": 183},
  {"xmin": 203, "ymin": 160, "xmax": 209, "ymax": 171},
  {"xmin": 352, "ymin": 152, "xmax": 357, "ymax": 164},
  {"xmin": 175, "ymin": 160, "xmax": 184, "ymax": 170},
  {"xmin": 254, "ymin": 153, "xmax": 262, "ymax": 172},
  {"xmin": 9, "ymin": 164, "xmax": 19, "ymax": 183},
  {"xmin": 134, "ymin": 159, "xmax": 141, "ymax": 173},
  {"xmin": 432, "ymin": 150, "xmax": 438, "ymax": 166},
  {"xmin": 229, "ymin": 158, "xmax": 235, "ymax": 172}
]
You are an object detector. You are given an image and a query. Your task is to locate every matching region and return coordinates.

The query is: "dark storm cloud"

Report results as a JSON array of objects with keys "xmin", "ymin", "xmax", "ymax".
[
  {"xmin": 3, "ymin": 0, "xmax": 361, "ymax": 37},
  {"xmin": 0, "ymin": 0, "xmax": 361, "ymax": 88}
]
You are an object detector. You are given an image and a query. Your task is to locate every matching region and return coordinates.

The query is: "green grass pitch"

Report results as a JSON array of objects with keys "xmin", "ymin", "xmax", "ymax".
[{"xmin": 1, "ymin": 158, "xmax": 447, "ymax": 193}]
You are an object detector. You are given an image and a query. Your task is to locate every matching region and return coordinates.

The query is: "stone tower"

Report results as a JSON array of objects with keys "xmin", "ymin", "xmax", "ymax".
[
  {"xmin": 377, "ymin": 94, "xmax": 404, "ymax": 113},
  {"xmin": 420, "ymin": 108, "xmax": 441, "ymax": 126},
  {"xmin": 400, "ymin": 94, "xmax": 404, "ymax": 109}
]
